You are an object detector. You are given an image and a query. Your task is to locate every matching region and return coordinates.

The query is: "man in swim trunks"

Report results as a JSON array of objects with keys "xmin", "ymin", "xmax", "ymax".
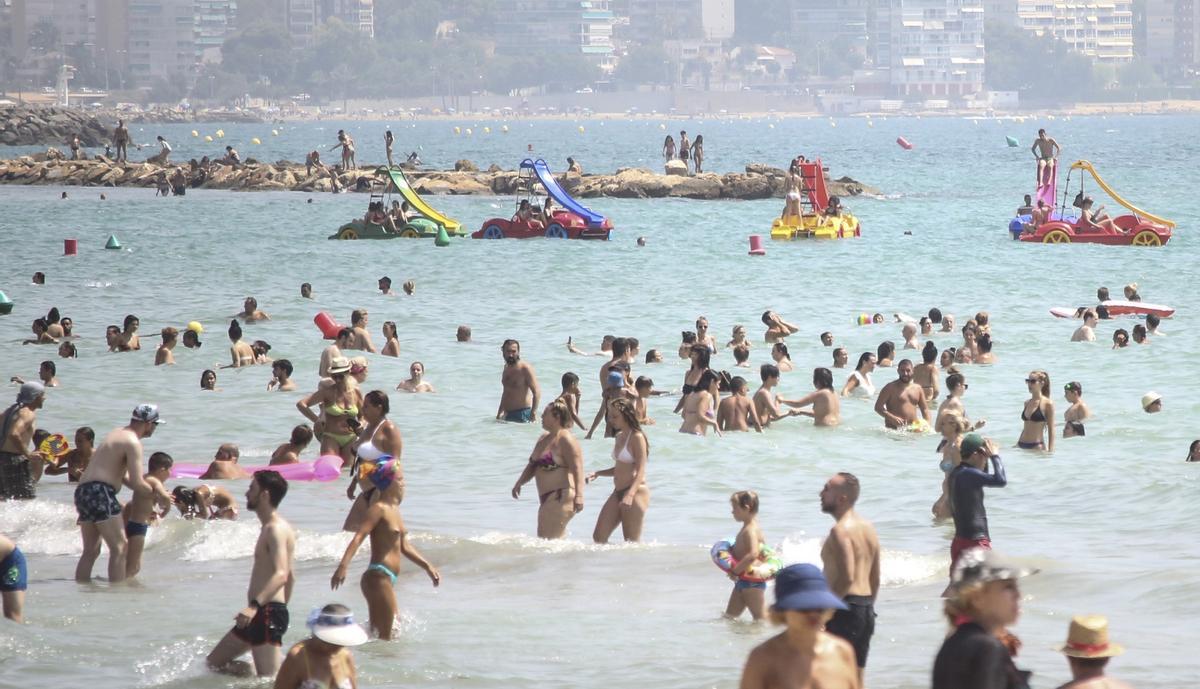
[
  {"xmin": 874, "ymin": 360, "xmax": 930, "ymax": 430},
  {"xmin": 0, "ymin": 382, "xmax": 45, "ymax": 500},
  {"xmin": 207, "ymin": 470, "xmax": 295, "ymax": 677},
  {"xmin": 123, "ymin": 451, "xmax": 174, "ymax": 578},
  {"xmin": 819, "ymin": 473, "xmax": 880, "ymax": 681},
  {"xmin": 946, "ymin": 433, "xmax": 1006, "ymax": 592},
  {"xmin": 200, "ymin": 443, "xmax": 250, "ymax": 480},
  {"xmin": 75, "ymin": 404, "xmax": 160, "ymax": 583},
  {"xmin": 1031, "ymin": 128, "xmax": 1061, "ymax": 189},
  {"xmin": 498, "ymin": 339, "xmax": 540, "ymax": 423},
  {"xmin": 113, "ymin": 119, "xmax": 129, "ymax": 162},
  {"xmin": 0, "ymin": 533, "xmax": 26, "ymax": 621}
]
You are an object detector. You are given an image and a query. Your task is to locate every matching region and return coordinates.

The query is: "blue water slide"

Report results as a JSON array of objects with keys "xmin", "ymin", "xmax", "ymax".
[{"xmin": 522, "ymin": 158, "xmax": 607, "ymax": 228}]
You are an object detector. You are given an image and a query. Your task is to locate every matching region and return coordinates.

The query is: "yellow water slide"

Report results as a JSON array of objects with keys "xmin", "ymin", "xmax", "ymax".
[
  {"xmin": 1072, "ymin": 160, "xmax": 1176, "ymax": 229},
  {"xmin": 384, "ymin": 167, "xmax": 462, "ymax": 233}
]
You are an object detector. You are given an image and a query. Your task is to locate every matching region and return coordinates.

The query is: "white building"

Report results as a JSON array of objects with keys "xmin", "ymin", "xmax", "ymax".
[
  {"xmin": 627, "ymin": 0, "xmax": 733, "ymax": 43},
  {"xmin": 875, "ymin": 0, "xmax": 986, "ymax": 99},
  {"xmin": 1016, "ymin": 0, "xmax": 1133, "ymax": 62},
  {"xmin": 494, "ymin": 0, "xmax": 616, "ymax": 69},
  {"xmin": 128, "ymin": 0, "xmax": 196, "ymax": 82},
  {"xmin": 195, "ymin": 0, "xmax": 237, "ymax": 62},
  {"xmin": 1141, "ymin": 0, "xmax": 1198, "ymax": 78}
]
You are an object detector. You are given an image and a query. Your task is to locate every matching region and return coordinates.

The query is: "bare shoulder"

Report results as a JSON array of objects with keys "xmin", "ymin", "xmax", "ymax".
[{"xmin": 819, "ymin": 631, "xmax": 856, "ymax": 663}]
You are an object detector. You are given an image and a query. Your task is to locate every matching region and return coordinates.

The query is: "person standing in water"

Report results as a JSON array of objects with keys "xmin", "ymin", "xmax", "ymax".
[
  {"xmin": 1063, "ymin": 382, "xmax": 1090, "ymax": 438},
  {"xmin": 588, "ymin": 398, "xmax": 650, "ymax": 543},
  {"xmin": 122, "ymin": 451, "xmax": 174, "ymax": 578},
  {"xmin": 1053, "ymin": 616, "xmax": 1132, "ymax": 689},
  {"xmin": 819, "ymin": 473, "xmax": 880, "ymax": 681},
  {"xmin": 207, "ymin": 471, "xmax": 296, "ymax": 677},
  {"xmin": 724, "ymin": 491, "xmax": 769, "ymax": 621},
  {"xmin": 946, "ymin": 434, "xmax": 1007, "ymax": 588},
  {"xmin": 511, "ymin": 400, "xmax": 586, "ymax": 539},
  {"xmin": 1018, "ymin": 370, "xmax": 1055, "ymax": 451},
  {"xmin": 273, "ymin": 603, "xmax": 366, "ymax": 689},
  {"xmin": 332, "ymin": 458, "xmax": 439, "ymax": 640},
  {"xmin": 874, "ymin": 360, "xmax": 930, "ymax": 430},
  {"xmin": 0, "ymin": 382, "xmax": 45, "ymax": 500},
  {"xmin": 497, "ymin": 340, "xmax": 541, "ymax": 423}
]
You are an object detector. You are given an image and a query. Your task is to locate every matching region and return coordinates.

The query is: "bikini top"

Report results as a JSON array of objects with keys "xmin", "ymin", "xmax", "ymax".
[
  {"xmin": 325, "ymin": 402, "xmax": 358, "ymax": 418},
  {"xmin": 1021, "ymin": 404, "xmax": 1047, "ymax": 423},
  {"xmin": 531, "ymin": 449, "xmax": 559, "ymax": 470},
  {"xmin": 357, "ymin": 423, "xmax": 386, "ymax": 462},
  {"xmin": 613, "ymin": 434, "xmax": 635, "ymax": 464},
  {"xmin": 299, "ymin": 648, "xmax": 353, "ymax": 689}
]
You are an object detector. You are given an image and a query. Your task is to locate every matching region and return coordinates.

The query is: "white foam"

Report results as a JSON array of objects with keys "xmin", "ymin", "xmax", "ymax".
[
  {"xmin": 180, "ymin": 521, "xmax": 351, "ymax": 562},
  {"xmin": 775, "ymin": 534, "xmax": 944, "ymax": 588}
]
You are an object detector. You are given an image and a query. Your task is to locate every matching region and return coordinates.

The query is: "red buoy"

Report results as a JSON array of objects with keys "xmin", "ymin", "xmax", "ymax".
[
  {"xmin": 64, "ymin": 239, "xmax": 78, "ymax": 256},
  {"xmin": 896, "ymin": 137, "xmax": 914, "ymax": 150},
  {"xmin": 313, "ymin": 311, "xmax": 342, "ymax": 339}
]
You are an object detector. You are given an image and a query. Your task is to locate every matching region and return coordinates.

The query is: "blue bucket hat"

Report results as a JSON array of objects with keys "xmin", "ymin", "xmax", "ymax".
[{"xmin": 772, "ymin": 564, "xmax": 848, "ymax": 612}]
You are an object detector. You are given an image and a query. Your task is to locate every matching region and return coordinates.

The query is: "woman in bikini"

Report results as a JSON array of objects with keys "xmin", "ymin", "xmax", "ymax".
[
  {"xmin": 782, "ymin": 157, "xmax": 804, "ymax": 218},
  {"xmin": 673, "ymin": 344, "xmax": 715, "ymax": 415},
  {"xmin": 913, "ymin": 340, "xmax": 940, "ymax": 401},
  {"xmin": 679, "ymin": 369, "xmax": 722, "ymax": 436},
  {"xmin": 332, "ymin": 459, "xmax": 439, "ymax": 640},
  {"xmin": 343, "ymin": 390, "xmax": 402, "ymax": 533},
  {"xmin": 297, "ymin": 357, "xmax": 364, "ymax": 468},
  {"xmin": 840, "ymin": 352, "xmax": 877, "ymax": 398},
  {"xmin": 692, "ymin": 134, "xmax": 704, "ymax": 173},
  {"xmin": 378, "ymin": 321, "xmax": 399, "ymax": 358},
  {"xmin": 511, "ymin": 400, "xmax": 585, "ymax": 539},
  {"xmin": 588, "ymin": 398, "xmax": 650, "ymax": 543},
  {"xmin": 225, "ymin": 319, "xmax": 256, "ymax": 368},
  {"xmin": 1017, "ymin": 370, "xmax": 1054, "ymax": 451},
  {"xmin": 662, "ymin": 135, "xmax": 676, "ymax": 163},
  {"xmin": 274, "ymin": 603, "xmax": 365, "ymax": 689},
  {"xmin": 120, "ymin": 314, "xmax": 141, "ymax": 351},
  {"xmin": 1062, "ymin": 381, "xmax": 1090, "ymax": 438}
]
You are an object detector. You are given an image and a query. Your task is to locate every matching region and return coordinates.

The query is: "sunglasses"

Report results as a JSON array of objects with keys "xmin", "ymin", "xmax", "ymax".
[{"xmin": 1025, "ymin": 378, "xmax": 1038, "ymax": 384}]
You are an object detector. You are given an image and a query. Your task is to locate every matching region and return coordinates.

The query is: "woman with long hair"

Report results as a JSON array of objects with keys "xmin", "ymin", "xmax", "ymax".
[
  {"xmin": 380, "ymin": 320, "xmax": 400, "ymax": 358},
  {"xmin": 1017, "ymin": 370, "xmax": 1054, "ymax": 451},
  {"xmin": 343, "ymin": 390, "xmax": 403, "ymax": 532},
  {"xmin": 588, "ymin": 398, "xmax": 650, "ymax": 543},
  {"xmin": 297, "ymin": 357, "xmax": 365, "ymax": 468},
  {"xmin": 840, "ymin": 352, "xmax": 877, "ymax": 398},
  {"xmin": 680, "ymin": 369, "xmax": 722, "ymax": 436},
  {"xmin": 771, "ymin": 342, "xmax": 794, "ymax": 372},
  {"xmin": 225, "ymin": 319, "xmax": 255, "ymax": 368},
  {"xmin": 511, "ymin": 400, "xmax": 585, "ymax": 539},
  {"xmin": 674, "ymin": 343, "xmax": 718, "ymax": 414},
  {"xmin": 692, "ymin": 134, "xmax": 704, "ymax": 173},
  {"xmin": 663, "ymin": 135, "xmax": 676, "ymax": 163}
]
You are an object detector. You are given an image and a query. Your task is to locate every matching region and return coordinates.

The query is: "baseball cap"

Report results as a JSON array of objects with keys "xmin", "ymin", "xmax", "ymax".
[
  {"xmin": 771, "ymin": 564, "xmax": 847, "ymax": 612},
  {"xmin": 132, "ymin": 403, "xmax": 164, "ymax": 425},
  {"xmin": 959, "ymin": 432, "xmax": 986, "ymax": 460}
]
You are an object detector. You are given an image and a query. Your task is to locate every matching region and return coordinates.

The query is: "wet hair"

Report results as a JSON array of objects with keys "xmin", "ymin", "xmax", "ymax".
[
  {"xmin": 922, "ymin": 340, "xmax": 938, "ymax": 363},
  {"xmin": 928, "ymin": 308, "xmax": 943, "ymax": 323},
  {"xmin": 45, "ymin": 307, "xmax": 60, "ymax": 324},
  {"xmin": 182, "ymin": 329, "xmax": 201, "ymax": 347},
  {"xmin": 1113, "ymin": 328, "xmax": 1129, "ymax": 344},
  {"xmin": 379, "ymin": 276, "xmax": 392, "ymax": 286},
  {"xmin": 301, "ymin": 282, "xmax": 312, "ymax": 294},
  {"xmin": 820, "ymin": 331, "xmax": 832, "ymax": 342},
  {"xmin": 172, "ymin": 486, "xmax": 203, "ymax": 516},
  {"xmin": 201, "ymin": 369, "xmax": 216, "ymax": 388},
  {"xmin": 695, "ymin": 316, "xmax": 708, "ymax": 330},
  {"xmin": 228, "ymin": 319, "xmax": 243, "ymax": 342},
  {"xmin": 290, "ymin": 424, "xmax": 313, "ymax": 446},
  {"xmin": 1146, "ymin": 313, "xmax": 1160, "ymax": 328},
  {"xmin": 253, "ymin": 470, "xmax": 288, "ymax": 507},
  {"xmin": 877, "ymin": 340, "xmax": 895, "ymax": 361},
  {"xmin": 733, "ymin": 345, "xmax": 750, "ymax": 364},
  {"xmin": 561, "ymin": 372, "xmax": 579, "ymax": 389},
  {"xmin": 760, "ymin": 363, "xmax": 781, "ymax": 382},
  {"xmin": 365, "ymin": 389, "xmax": 390, "ymax": 415},
  {"xmin": 761, "ymin": 311, "xmax": 774, "ymax": 325},
  {"xmin": 832, "ymin": 347, "xmax": 846, "ymax": 362},
  {"xmin": 273, "ymin": 359, "xmax": 293, "ymax": 377},
  {"xmin": 76, "ymin": 426, "xmax": 95, "ymax": 444},
  {"xmin": 611, "ymin": 337, "xmax": 629, "ymax": 357},
  {"xmin": 148, "ymin": 451, "xmax": 174, "ymax": 472},
  {"xmin": 161, "ymin": 327, "xmax": 178, "ymax": 343},
  {"xmin": 1188, "ymin": 440, "xmax": 1200, "ymax": 460},
  {"xmin": 977, "ymin": 333, "xmax": 993, "ymax": 353},
  {"xmin": 626, "ymin": 337, "xmax": 639, "ymax": 351},
  {"xmin": 813, "ymin": 367, "xmax": 834, "ymax": 390},
  {"xmin": 351, "ymin": 309, "xmax": 366, "ymax": 325},
  {"xmin": 1065, "ymin": 381, "xmax": 1082, "ymax": 395},
  {"xmin": 773, "ymin": 342, "xmax": 791, "ymax": 360},
  {"xmin": 31, "ymin": 317, "xmax": 47, "ymax": 333},
  {"xmin": 244, "ymin": 297, "xmax": 258, "ymax": 310},
  {"xmin": 1096, "ymin": 305, "xmax": 1110, "ymax": 319},
  {"xmin": 730, "ymin": 375, "xmax": 747, "ymax": 392},
  {"xmin": 457, "ymin": 325, "xmax": 472, "ymax": 341},
  {"xmin": 502, "ymin": 338, "xmax": 520, "ymax": 350},
  {"xmin": 40, "ymin": 360, "xmax": 56, "ymax": 375},
  {"xmin": 337, "ymin": 327, "xmax": 353, "ymax": 342},
  {"xmin": 730, "ymin": 490, "xmax": 759, "ymax": 514},
  {"xmin": 946, "ymin": 372, "xmax": 965, "ymax": 390},
  {"xmin": 123, "ymin": 314, "xmax": 139, "ymax": 330},
  {"xmin": 252, "ymin": 340, "xmax": 271, "ymax": 356},
  {"xmin": 1132, "ymin": 324, "xmax": 1147, "ymax": 342},
  {"xmin": 635, "ymin": 375, "xmax": 653, "ymax": 390},
  {"xmin": 383, "ymin": 320, "xmax": 397, "ymax": 338},
  {"xmin": 855, "ymin": 352, "xmax": 874, "ymax": 372},
  {"xmin": 1028, "ymin": 370, "xmax": 1051, "ymax": 397},
  {"xmin": 690, "ymin": 344, "xmax": 711, "ymax": 369},
  {"xmin": 1083, "ymin": 309, "xmax": 1097, "ymax": 321},
  {"xmin": 645, "ymin": 349, "xmax": 660, "ymax": 363},
  {"xmin": 1038, "ymin": 128, "xmax": 1046, "ymax": 135},
  {"xmin": 1097, "ymin": 286, "xmax": 1110, "ymax": 301}
]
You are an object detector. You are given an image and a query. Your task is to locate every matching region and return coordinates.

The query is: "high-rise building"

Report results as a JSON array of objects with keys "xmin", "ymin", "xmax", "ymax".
[
  {"xmin": 790, "ymin": 0, "xmax": 869, "ymax": 60},
  {"xmin": 328, "ymin": 0, "xmax": 373, "ymax": 38},
  {"xmin": 285, "ymin": 0, "xmax": 373, "ymax": 47},
  {"xmin": 1141, "ymin": 0, "xmax": 1197, "ymax": 77},
  {"xmin": 128, "ymin": 0, "xmax": 196, "ymax": 82},
  {"xmin": 195, "ymin": 0, "xmax": 237, "ymax": 61},
  {"xmin": 494, "ymin": 0, "xmax": 616, "ymax": 67},
  {"xmin": 626, "ymin": 0, "xmax": 731, "ymax": 43},
  {"xmin": 14, "ymin": 0, "xmax": 97, "ymax": 55},
  {"xmin": 285, "ymin": 0, "xmax": 318, "ymax": 46},
  {"xmin": 874, "ymin": 0, "xmax": 986, "ymax": 98},
  {"xmin": 983, "ymin": 0, "xmax": 1018, "ymax": 26},
  {"xmin": 1016, "ymin": 0, "xmax": 1133, "ymax": 62}
]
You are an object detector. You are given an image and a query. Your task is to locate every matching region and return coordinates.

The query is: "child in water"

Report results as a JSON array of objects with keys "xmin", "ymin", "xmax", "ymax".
[
  {"xmin": 725, "ymin": 491, "xmax": 768, "ymax": 621},
  {"xmin": 555, "ymin": 372, "xmax": 587, "ymax": 430}
]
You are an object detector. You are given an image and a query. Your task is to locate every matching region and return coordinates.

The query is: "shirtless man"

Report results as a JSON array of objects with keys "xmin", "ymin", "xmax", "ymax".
[
  {"xmin": 347, "ymin": 310, "xmax": 376, "ymax": 353},
  {"xmin": 901, "ymin": 323, "xmax": 919, "ymax": 349},
  {"xmin": 1071, "ymin": 310, "xmax": 1098, "ymax": 342},
  {"xmin": 873, "ymin": 360, "xmax": 930, "ymax": 430},
  {"xmin": 207, "ymin": 471, "xmax": 295, "ymax": 677},
  {"xmin": 122, "ymin": 451, "xmax": 174, "ymax": 578},
  {"xmin": 780, "ymin": 368, "xmax": 841, "ymax": 426},
  {"xmin": 738, "ymin": 563, "xmax": 860, "ymax": 689},
  {"xmin": 113, "ymin": 119, "xmax": 130, "ymax": 162},
  {"xmin": 599, "ymin": 337, "xmax": 633, "ymax": 388},
  {"xmin": 497, "ymin": 339, "xmax": 540, "ymax": 423},
  {"xmin": 155, "ymin": 327, "xmax": 178, "ymax": 365},
  {"xmin": 819, "ymin": 473, "xmax": 881, "ymax": 681},
  {"xmin": 268, "ymin": 359, "xmax": 297, "ymax": 392},
  {"xmin": 74, "ymin": 404, "xmax": 160, "ymax": 583},
  {"xmin": 377, "ymin": 276, "xmax": 395, "ymax": 295},
  {"xmin": 718, "ymin": 377, "xmax": 763, "ymax": 432},
  {"xmin": 239, "ymin": 297, "xmax": 270, "ymax": 322},
  {"xmin": 0, "ymin": 383, "xmax": 45, "ymax": 500},
  {"xmin": 319, "ymin": 328, "xmax": 353, "ymax": 378},
  {"xmin": 1031, "ymin": 128, "xmax": 1061, "ymax": 189},
  {"xmin": 200, "ymin": 443, "xmax": 250, "ymax": 480},
  {"xmin": 753, "ymin": 364, "xmax": 800, "ymax": 428},
  {"xmin": 762, "ymin": 310, "xmax": 800, "ymax": 342}
]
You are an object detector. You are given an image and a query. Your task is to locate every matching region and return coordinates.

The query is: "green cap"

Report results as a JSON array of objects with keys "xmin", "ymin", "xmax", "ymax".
[{"xmin": 960, "ymin": 433, "xmax": 986, "ymax": 460}]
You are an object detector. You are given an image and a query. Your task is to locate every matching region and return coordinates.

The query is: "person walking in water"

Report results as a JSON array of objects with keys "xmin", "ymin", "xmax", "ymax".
[
  {"xmin": 497, "ymin": 339, "xmax": 541, "ymax": 423},
  {"xmin": 819, "ymin": 473, "xmax": 880, "ymax": 682},
  {"xmin": 945, "ymin": 433, "xmax": 1007, "ymax": 592}
]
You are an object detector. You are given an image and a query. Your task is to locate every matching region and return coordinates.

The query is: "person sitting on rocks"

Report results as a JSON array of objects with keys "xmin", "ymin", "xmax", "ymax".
[
  {"xmin": 146, "ymin": 136, "xmax": 171, "ymax": 166},
  {"xmin": 220, "ymin": 146, "xmax": 240, "ymax": 167}
]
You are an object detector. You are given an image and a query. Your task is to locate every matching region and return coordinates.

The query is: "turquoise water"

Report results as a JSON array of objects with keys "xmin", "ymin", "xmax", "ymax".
[{"xmin": 1, "ymin": 115, "xmax": 1198, "ymax": 688}]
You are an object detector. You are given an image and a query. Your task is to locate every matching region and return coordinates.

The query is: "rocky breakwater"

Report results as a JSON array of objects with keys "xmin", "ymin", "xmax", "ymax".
[
  {"xmin": 0, "ymin": 106, "xmax": 111, "ymax": 146},
  {"xmin": 0, "ymin": 153, "xmax": 879, "ymax": 201}
]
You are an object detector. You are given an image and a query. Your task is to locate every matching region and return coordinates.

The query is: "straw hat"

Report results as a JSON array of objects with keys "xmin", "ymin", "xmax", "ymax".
[
  {"xmin": 327, "ymin": 356, "xmax": 352, "ymax": 375},
  {"xmin": 1058, "ymin": 615, "xmax": 1124, "ymax": 658},
  {"xmin": 1141, "ymin": 391, "xmax": 1161, "ymax": 411}
]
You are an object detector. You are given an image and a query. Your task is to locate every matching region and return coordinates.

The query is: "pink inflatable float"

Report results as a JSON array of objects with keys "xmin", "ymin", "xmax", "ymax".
[{"xmin": 170, "ymin": 454, "xmax": 343, "ymax": 481}]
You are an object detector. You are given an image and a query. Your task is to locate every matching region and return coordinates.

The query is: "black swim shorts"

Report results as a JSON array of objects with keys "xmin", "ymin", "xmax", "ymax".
[
  {"xmin": 0, "ymin": 452, "xmax": 35, "ymax": 500},
  {"xmin": 826, "ymin": 595, "xmax": 876, "ymax": 668},
  {"xmin": 232, "ymin": 602, "xmax": 289, "ymax": 647},
  {"xmin": 74, "ymin": 481, "xmax": 122, "ymax": 523}
]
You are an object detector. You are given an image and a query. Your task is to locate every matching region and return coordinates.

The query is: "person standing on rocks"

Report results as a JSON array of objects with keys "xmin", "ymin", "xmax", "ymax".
[
  {"xmin": 679, "ymin": 131, "xmax": 691, "ymax": 174},
  {"xmin": 662, "ymin": 135, "xmax": 676, "ymax": 164},
  {"xmin": 68, "ymin": 133, "xmax": 81, "ymax": 160},
  {"xmin": 692, "ymin": 135, "xmax": 704, "ymax": 173},
  {"xmin": 113, "ymin": 120, "xmax": 130, "ymax": 162}
]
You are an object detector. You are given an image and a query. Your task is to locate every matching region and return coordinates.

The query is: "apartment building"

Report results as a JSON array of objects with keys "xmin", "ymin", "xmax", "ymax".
[
  {"xmin": 1016, "ymin": 0, "xmax": 1133, "ymax": 62},
  {"xmin": 196, "ymin": 0, "xmax": 237, "ymax": 61},
  {"xmin": 790, "ymin": 0, "xmax": 870, "ymax": 61},
  {"xmin": 875, "ymin": 0, "xmax": 986, "ymax": 98},
  {"xmin": 127, "ymin": 0, "xmax": 195, "ymax": 81},
  {"xmin": 1141, "ymin": 0, "xmax": 1197, "ymax": 77},
  {"xmin": 493, "ymin": 0, "xmax": 616, "ymax": 67}
]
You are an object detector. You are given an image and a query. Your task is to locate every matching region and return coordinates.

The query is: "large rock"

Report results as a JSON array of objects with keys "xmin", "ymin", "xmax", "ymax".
[
  {"xmin": 668, "ymin": 174, "xmax": 723, "ymax": 199},
  {"xmin": 664, "ymin": 159, "xmax": 689, "ymax": 176},
  {"xmin": 453, "ymin": 159, "xmax": 478, "ymax": 172}
]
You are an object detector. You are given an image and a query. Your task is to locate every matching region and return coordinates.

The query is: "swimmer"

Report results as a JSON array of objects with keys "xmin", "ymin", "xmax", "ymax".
[
  {"xmin": 645, "ymin": 349, "xmax": 663, "ymax": 364},
  {"xmin": 727, "ymin": 325, "xmax": 752, "ymax": 350},
  {"xmin": 717, "ymin": 377, "xmax": 764, "ymax": 432},
  {"xmin": 771, "ymin": 342, "xmax": 795, "ymax": 372},
  {"xmin": 819, "ymin": 473, "xmax": 880, "ymax": 680},
  {"xmin": 44, "ymin": 307, "xmax": 65, "ymax": 338},
  {"xmin": 10, "ymin": 360, "xmax": 59, "ymax": 388},
  {"xmin": 273, "ymin": 603, "xmax": 365, "ymax": 688},
  {"xmin": 876, "ymin": 341, "xmax": 895, "ymax": 367},
  {"xmin": 380, "ymin": 321, "xmax": 400, "ymax": 358},
  {"xmin": 1186, "ymin": 440, "xmax": 1200, "ymax": 462},
  {"xmin": 224, "ymin": 320, "xmax": 255, "ymax": 368},
  {"xmin": 497, "ymin": 340, "xmax": 540, "ymax": 423},
  {"xmin": 567, "ymin": 334, "xmax": 614, "ymax": 357},
  {"xmin": 121, "ymin": 451, "xmax": 174, "ymax": 578},
  {"xmin": 936, "ymin": 373, "xmax": 985, "ymax": 431},
  {"xmin": 319, "ymin": 328, "xmax": 353, "ymax": 378},
  {"xmin": 554, "ymin": 373, "xmax": 587, "ymax": 430},
  {"xmin": 32, "ymin": 272, "xmax": 45, "ymax": 285},
  {"xmin": 762, "ymin": 310, "xmax": 800, "ymax": 342},
  {"xmin": 753, "ymin": 364, "xmax": 800, "ymax": 427},
  {"xmin": 724, "ymin": 491, "xmax": 768, "ymax": 621},
  {"xmin": 974, "ymin": 333, "xmax": 997, "ymax": 364},
  {"xmin": 832, "ymin": 347, "xmax": 848, "ymax": 369},
  {"xmin": 587, "ymin": 398, "xmax": 651, "ymax": 543},
  {"xmin": 183, "ymin": 328, "xmax": 202, "ymax": 349},
  {"xmin": 872, "ymin": 313, "xmax": 885, "ymax": 324},
  {"xmin": 268, "ymin": 359, "xmax": 296, "ymax": 392},
  {"xmin": 403, "ymin": 280, "xmax": 415, "ymax": 296},
  {"xmin": 636, "ymin": 236, "xmax": 647, "ymax": 247},
  {"xmin": 347, "ymin": 310, "xmax": 376, "ymax": 353},
  {"xmin": 333, "ymin": 458, "xmax": 439, "ymax": 640},
  {"xmin": 918, "ymin": 317, "xmax": 934, "ymax": 336},
  {"xmin": 1112, "ymin": 329, "xmax": 1130, "ymax": 348},
  {"xmin": 820, "ymin": 331, "xmax": 834, "ymax": 347},
  {"xmin": 298, "ymin": 357, "xmax": 364, "ymax": 467},
  {"xmin": 874, "ymin": 360, "xmax": 930, "ymax": 430},
  {"xmin": 840, "ymin": 353, "xmax": 877, "ymax": 398},
  {"xmin": 270, "ymin": 425, "xmax": 313, "ymax": 465},
  {"xmin": 1131, "ymin": 324, "xmax": 1149, "ymax": 344},
  {"xmin": 779, "ymin": 368, "xmax": 841, "ymax": 426},
  {"xmin": 695, "ymin": 316, "xmax": 717, "ymax": 352},
  {"xmin": 1145, "ymin": 313, "xmax": 1164, "ymax": 336},
  {"xmin": 238, "ymin": 297, "xmax": 270, "ymax": 322},
  {"xmin": 201, "ymin": 369, "xmax": 219, "ymax": 391},
  {"xmin": 155, "ymin": 327, "xmax": 178, "ymax": 365},
  {"xmin": 1123, "ymin": 283, "xmax": 1141, "ymax": 301},
  {"xmin": 940, "ymin": 314, "xmax": 956, "ymax": 333},
  {"xmin": 200, "ymin": 443, "xmax": 251, "ymax": 480},
  {"xmin": 1071, "ymin": 310, "xmax": 1098, "ymax": 342},
  {"xmin": 901, "ymin": 323, "xmax": 919, "ymax": 350},
  {"xmin": 912, "ymin": 341, "xmax": 940, "ymax": 401},
  {"xmin": 58, "ymin": 341, "xmax": 77, "ymax": 358},
  {"xmin": 1141, "ymin": 391, "xmax": 1162, "ymax": 414},
  {"xmin": 674, "ymin": 345, "xmax": 714, "ymax": 414},
  {"xmin": 456, "ymin": 325, "xmax": 471, "ymax": 342},
  {"xmin": 23, "ymin": 318, "xmax": 57, "ymax": 345},
  {"xmin": 737, "ymin": 564, "xmax": 859, "ymax": 689},
  {"xmin": 732, "ymin": 345, "xmax": 751, "ymax": 368},
  {"xmin": 511, "ymin": 400, "xmax": 586, "ymax": 539},
  {"xmin": 300, "ymin": 283, "xmax": 313, "ymax": 299},
  {"xmin": 599, "ymin": 337, "xmax": 634, "ymax": 389},
  {"xmin": 679, "ymin": 369, "xmax": 722, "ymax": 436},
  {"xmin": 1018, "ymin": 371, "xmax": 1054, "ymax": 451},
  {"xmin": 252, "ymin": 340, "xmax": 272, "ymax": 365},
  {"xmin": 1062, "ymin": 382, "xmax": 1090, "ymax": 438},
  {"xmin": 396, "ymin": 361, "xmax": 435, "ymax": 393},
  {"xmin": 377, "ymin": 276, "xmax": 395, "ymax": 295}
]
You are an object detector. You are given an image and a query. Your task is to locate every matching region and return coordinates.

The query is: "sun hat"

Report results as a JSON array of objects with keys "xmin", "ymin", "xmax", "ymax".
[
  {"xmin": 1058, "ymin": 615, "xmax": 1124, "ymax": 658},
  {"xmin": 1141, "ymin": 392, "xmax": 1161, "ymax": 410},
  {"xmin": 959, "ymin": 432, "xmax": 986, "ymax": 460},
  {"xmin": 16, "ymin": 381, "xmax": 45, "ymax": 406},
  {"xmin": 772, "ymin": 564, "xmax": 847, "ymax": 612},
  {"xmin": 952, "ymin": 548, "xmax": 1037, "ymax": 588},
  {"xmin": 327, "ymin": 356, "xmax": 352, "ymax": 375},
  {"xmin": 306, "ymin": 606, "xmax": 368, "ymax": 647},
  {"xmin": 131, "ymin": 403, "xmax": 164, "ymax": 425}
]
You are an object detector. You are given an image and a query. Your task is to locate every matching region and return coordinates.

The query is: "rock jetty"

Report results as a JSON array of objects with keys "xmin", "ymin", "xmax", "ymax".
[
  {"xmin": 0, "ymin": 107, "xmax": 111, "ymax": 146},
  {"xmin": 0, "ymin": 152, "xmax": 879, "ymax": 200}
]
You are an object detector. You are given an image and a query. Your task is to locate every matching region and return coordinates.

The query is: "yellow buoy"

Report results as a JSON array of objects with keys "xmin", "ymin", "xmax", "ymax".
[
  {"xmin": 453, "ymin": 126, "xmax": 461, "ymax": 135},
  {"xmin": 251, "ymin": 137, "xmax": 261, "ymax": 144},
  {"xmin": 190, "ymin": 130, "xmax": 198, "ymax": 137},
  {"xmin": 483, "ymin": 127, "xmax": 491, "ymax": 134},
  {"xmin": 204, "ymin": 135, "xmax": 213, "ymax": 142},
  {"xmin": 578, "ymin": 126, "xmax": 585, "ymax": 133},
  {"xmin": 187, "ymin": 321, "xmax": 203, "ymax": 334},
  {"xmin": 215, "ymin": 129, "xmax": 224, "ymax": 138}
]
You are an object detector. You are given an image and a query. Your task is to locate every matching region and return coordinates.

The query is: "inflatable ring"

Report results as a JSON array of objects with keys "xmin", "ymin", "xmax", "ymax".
[
  {"xmin": 710, "ymin": 539, "xmax": 783, "ymax": 583},
  {"xmin": 38, "ymin": 433, "xmax": 70, "ymax": 460}
]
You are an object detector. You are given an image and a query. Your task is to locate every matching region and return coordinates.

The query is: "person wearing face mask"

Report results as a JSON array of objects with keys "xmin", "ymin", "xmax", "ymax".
[{"xmin": 497, "ymin": 339, "xmax": 541, "ymax": 423}]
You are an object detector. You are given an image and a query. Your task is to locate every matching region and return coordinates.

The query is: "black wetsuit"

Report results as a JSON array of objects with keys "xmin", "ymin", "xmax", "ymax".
[
  {"xmin": 932, "ymin": 621, "xmax": 1031, "ymax": 689},
  {"xmin": 949, "ymin": 455, "xmax": 1007, "ymax": 541}
]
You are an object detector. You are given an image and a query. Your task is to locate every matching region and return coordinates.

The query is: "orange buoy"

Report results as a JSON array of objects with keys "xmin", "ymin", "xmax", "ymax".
[
  {"xmin": 896, "ymin": 137, "xmax": 914, "ymax": 150},
  {"xmin": 748, "ymin": 234, "xmax": 766, "ymax": 256},
  {"xmin": 313, "ymin": 312, "xmax": 342, "ymax": 339}
]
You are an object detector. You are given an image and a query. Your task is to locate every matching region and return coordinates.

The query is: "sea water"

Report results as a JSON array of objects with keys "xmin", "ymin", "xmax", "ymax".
[{"xmin": 0, "ymin": 115, "xmax": 1198, "ymax": 688}]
